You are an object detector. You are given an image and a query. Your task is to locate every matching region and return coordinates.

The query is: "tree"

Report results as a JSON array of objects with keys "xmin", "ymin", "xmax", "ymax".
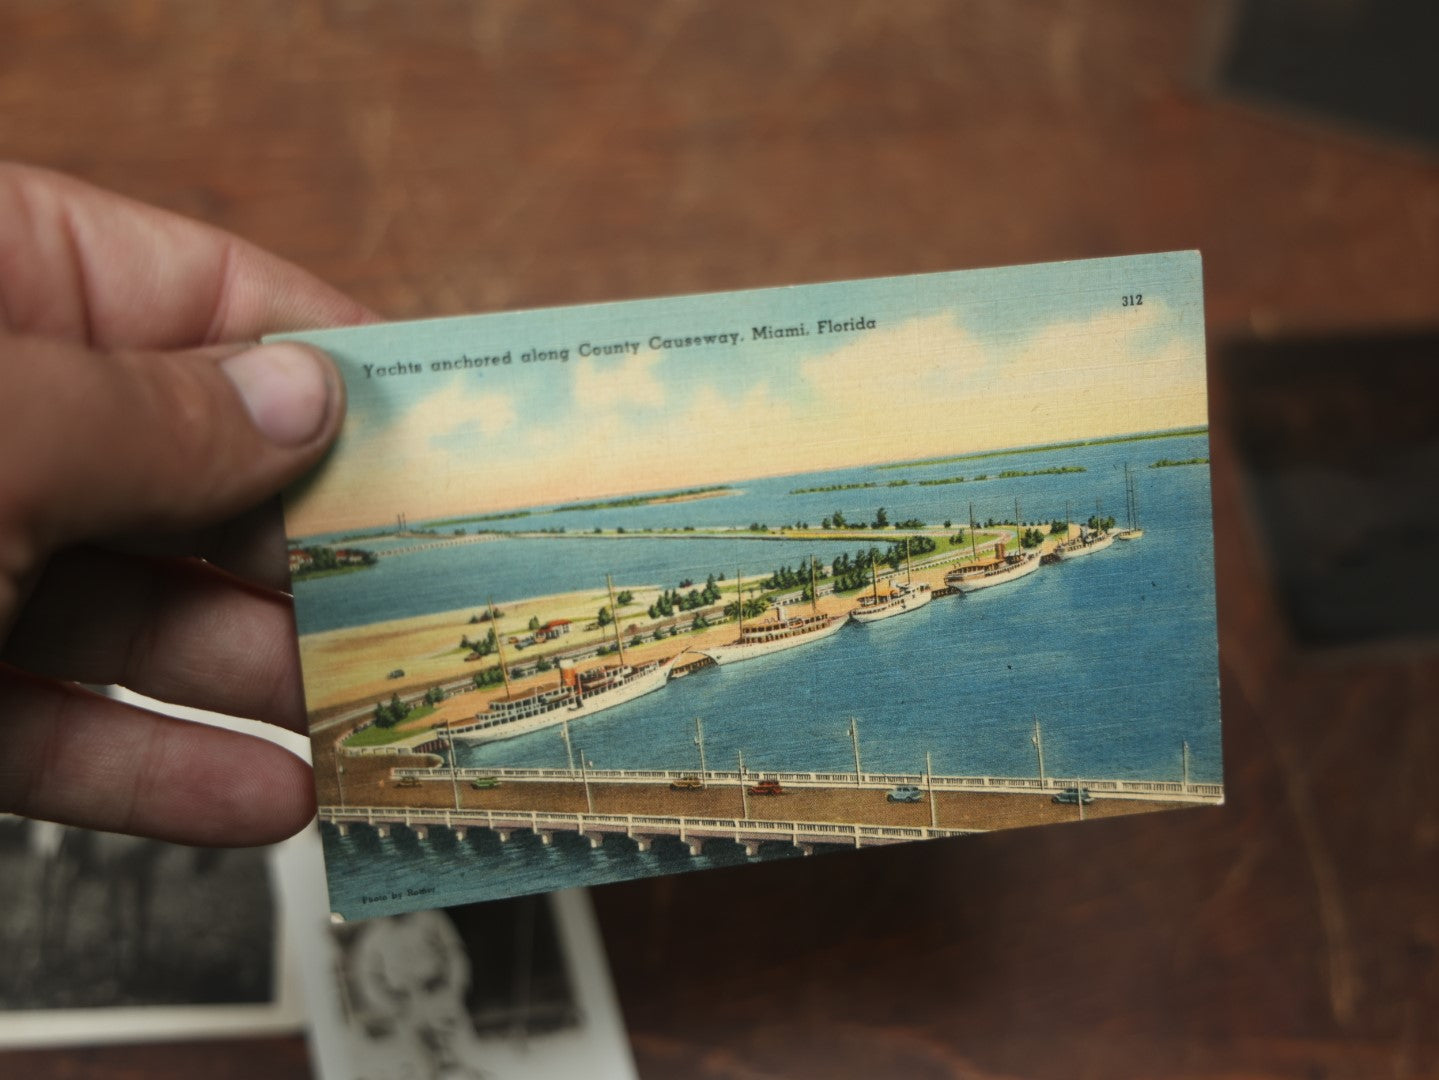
[
  {"xmin": 597, "ymin": 605, "xmax": 613, "ymax": 627},
  {"xmin": 616, "ymin": 590, "xmax": 634, "ymax": 606},
  {"xmin": 873, "ymin": 507, "xmax": 889, "ymax": 528},
  {"xmin": 528, "ymin": 615, "xmax": 541, "ymax": 632},
  {"xmin": 831, "ymin": 510, "xmax": 846, "ymax": 528},
  {"xmin": 472, "ymin": 666, "xmax": 504, "ymax": 689}
]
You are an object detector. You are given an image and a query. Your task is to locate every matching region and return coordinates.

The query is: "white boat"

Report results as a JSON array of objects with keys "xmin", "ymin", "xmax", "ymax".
[
  {"xmin": 1048, "ymin": 528, "xmax": 1115, "ymax": 560},
  {"xmin": 944, "ymin": 548, "xmax": 1041, "ymax": 593},
  {"xmin": 448, "ymin": 655, "xmax": 676, "ymax": 743},
  {"xmin": 850, "ymin": 544, "xmax": 932, "ymax": 624},
  {"xmin": 851, "ymin": 581, "xmax": 933, "ymax": 623},
  {"xmin": 697, "ymin": 603, "xmax": 847, "ymax": 665}
]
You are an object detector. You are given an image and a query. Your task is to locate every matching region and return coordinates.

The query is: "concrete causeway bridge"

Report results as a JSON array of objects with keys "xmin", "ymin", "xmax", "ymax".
[
  {"xmin": 386, "ymin": 763, "xmax": 1225, "ymax": 801},
  {"xmin": 318, "ymin": 765, "xmax": 1222, "ymax": 858},
  {"xmin": 320, "ymin": 804, "xmax": 976, "ymax": 857}
]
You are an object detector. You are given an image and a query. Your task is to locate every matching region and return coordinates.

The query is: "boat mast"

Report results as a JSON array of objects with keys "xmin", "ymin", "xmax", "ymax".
[
  {"xmin": 605, "ymin": 573, "xmax": 627, "ymax": 667},
  {"xmin": 905, "ymin": 535, "xmax": 913, "ymax": 585},
  {"xmin": 968, "ymin": 501, "xmax": 978, "ymax": 562},
  {"xmin": 810, "ymin": 555, "xmax": 820, "ymax": 615},
  {"xmin": 736, "ymin": 565, "xmax": 744, "ymax": 634},
  {"xmin": 869, "ymin": 558, "xmax": 879, "ymax": 603},
  {"xmin": 487, "ymin": 597, "xmax": 514, "ymax": 698}
]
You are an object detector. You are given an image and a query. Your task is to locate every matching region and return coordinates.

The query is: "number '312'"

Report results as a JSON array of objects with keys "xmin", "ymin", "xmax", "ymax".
[{"xmin": 1121, "ymin": 294, "xmax": 1143, "ymax": 307}]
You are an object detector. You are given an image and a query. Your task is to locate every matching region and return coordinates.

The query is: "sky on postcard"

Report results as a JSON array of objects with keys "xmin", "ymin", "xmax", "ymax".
[{"xmin": 284, "ymin": 252, "xmax": 1206, "ymax": 535}]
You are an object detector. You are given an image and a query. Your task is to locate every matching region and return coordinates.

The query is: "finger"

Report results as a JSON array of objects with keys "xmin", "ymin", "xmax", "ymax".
[
  {"xmin": 2, "ymin": 333, "xmax": 344, "ymax": 552},
  {"xmin": 0, "ymin": 670, "xmax": 315, "ymax": 846},
  {"xmin": 113, "ymin": 497, "xmax": 293, "ymax": 594},
  {"xmin": 0, "ymin": 162, "xmax": 377, "ymax": 348},
  {"xmin": 2, "ymin": 547, "xmax": 307, "ymax": 734}
]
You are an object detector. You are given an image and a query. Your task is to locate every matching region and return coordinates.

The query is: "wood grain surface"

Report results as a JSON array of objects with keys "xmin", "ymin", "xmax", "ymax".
[{"xmin": 2, "ymin": 3, "xmax": 1435, "ymax": 1078}]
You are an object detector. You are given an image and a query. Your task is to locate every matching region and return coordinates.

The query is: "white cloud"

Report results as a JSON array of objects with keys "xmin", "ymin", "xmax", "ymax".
[{"xmin": 570, "ymin": 352, "xmax": 666, "ymax": 411}]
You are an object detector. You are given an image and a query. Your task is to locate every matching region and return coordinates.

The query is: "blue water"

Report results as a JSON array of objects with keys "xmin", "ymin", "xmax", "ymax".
[{"xmin": 310, "ymin": 434, "xmax": 1220, "ymax": 916}]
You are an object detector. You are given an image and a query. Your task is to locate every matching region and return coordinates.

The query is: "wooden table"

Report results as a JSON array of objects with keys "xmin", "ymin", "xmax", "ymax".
[{"xmin": 2, "ymin": 3, "xmax": 1435, "ymax": 1077}]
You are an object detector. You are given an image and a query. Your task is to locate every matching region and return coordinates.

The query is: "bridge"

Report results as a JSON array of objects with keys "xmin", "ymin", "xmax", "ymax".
[
  {"xmin": 319, "ymin": 765, "xmax": 1221, "ymax": 859},
  {"xmin": 387, "ymin": 764, "xmax": 1225, "ymax": 803},
  {"xmin": 371, "ymin": 534, "xmax": 502, "ymax": 557},
  {"xmin": 319, "ymin": 804, "xmax": 977, "ymax": 857}
]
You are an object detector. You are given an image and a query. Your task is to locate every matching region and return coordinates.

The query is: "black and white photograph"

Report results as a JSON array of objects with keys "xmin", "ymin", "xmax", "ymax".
[
  {"xmin": 0, "ymin": 817, "xmax": 275, "ymax": 1013},
  {"xmin": 0, "ymin": 690, "xmax": 308, "ymax": 1048},
  {"xmin": 294, "ymin": 828, "xmax": 636, "ymax": 1080}
]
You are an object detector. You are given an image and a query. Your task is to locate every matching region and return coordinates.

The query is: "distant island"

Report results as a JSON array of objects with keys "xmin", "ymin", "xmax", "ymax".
[
  {"xmin": 554, "ymin": 485, "xmax": 736, "ymax": 512},
  {"xmin": 1151, "ymin": 456, "xmax": 1209, "ymax": 468},
  {"xmin": 879, "ymin": 427, "xmax": 1209, "ymax": 471},
  {"xmin": 916, "ymin": 466, "xmax": 1086, "ymax": 487}
]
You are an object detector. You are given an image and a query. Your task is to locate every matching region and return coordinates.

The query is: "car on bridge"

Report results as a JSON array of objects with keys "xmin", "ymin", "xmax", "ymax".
[
  {"xmin": 887, "ymin": 785, "xmax": 923, "ymax": 803},
  {"xmin": 669, "ymin": 775, "xmax": 705, "ymax": 790},
  {"xmin": 1052, "ymin": 786, "xmax": 1094, "ymax": 805},
  {"xmin": 395, "ymin": 776, "xmax": 421, "ymax": 788},
  {"xmin": 470, "ymin": 777, "xmax": 500, "ymax": 789},
  {"xmin": 748, "ymin": 779, "xmax": 784, "ymax": 796}
]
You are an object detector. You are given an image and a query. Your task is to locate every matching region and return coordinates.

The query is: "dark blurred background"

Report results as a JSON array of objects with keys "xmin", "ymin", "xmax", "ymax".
[{"xmin": 1, "ymin": 2, "xmax": 1435, "ymax": 1077}]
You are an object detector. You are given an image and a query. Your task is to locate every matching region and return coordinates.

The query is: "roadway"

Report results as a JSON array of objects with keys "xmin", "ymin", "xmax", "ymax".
[{"xmin": 319, "ymin": 755, "xmax": 1192, "ymax": 834}]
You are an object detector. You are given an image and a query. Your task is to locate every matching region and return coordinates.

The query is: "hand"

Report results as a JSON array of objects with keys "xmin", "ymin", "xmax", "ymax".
[{"xmin": 0, "ymin": 164, "xmax": 375, "ymax": 845}]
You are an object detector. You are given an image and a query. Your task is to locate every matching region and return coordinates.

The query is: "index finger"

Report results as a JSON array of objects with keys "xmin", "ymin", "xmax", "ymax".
[{"xmin": 0, "ymin": 162, "xmax": 377, "ymax": 349}]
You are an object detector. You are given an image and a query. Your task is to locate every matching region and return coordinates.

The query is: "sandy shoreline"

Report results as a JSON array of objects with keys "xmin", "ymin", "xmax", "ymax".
[{"xmin": 302, "ymin": 524, "xmax": 1072, "ymax": 737}]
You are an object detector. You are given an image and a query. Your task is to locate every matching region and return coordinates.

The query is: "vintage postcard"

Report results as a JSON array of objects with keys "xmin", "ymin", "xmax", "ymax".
[{"xmin": 275, "ymin": 252, "xmax": 1221, "ymax": 920}]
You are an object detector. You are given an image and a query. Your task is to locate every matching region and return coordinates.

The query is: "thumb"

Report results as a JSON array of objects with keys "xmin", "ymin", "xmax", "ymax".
[{"xmin": 3, "ymin": 333, "xmax": 345, "ymax": 548}]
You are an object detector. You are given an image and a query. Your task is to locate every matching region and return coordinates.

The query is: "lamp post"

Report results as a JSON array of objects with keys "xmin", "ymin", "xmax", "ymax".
[
  {"xmin": 694, "ymin": 717, "xmax": 707, "ymax": 782},
  {"xmin": 560, "ymin": 718, "xmax": 575, "ymax": 772},
  {"xmin": 926, "ymin": 750, "xmax": 937, "ymax": 829},
  {"xmin": 1182, "ymin": 739, "xmax": 1191, "ymax": 794},
  {"xmin": 446, "ymin": 727, "xmax": 460, "ymax": 811},
  {"xmin": 849, "ymin": 717, "xmax": 863, "ymax": 787},
  {"xmin": 334, "ymin": 751, "xmax": 347, "ymax": 809},
  {"xmin": 738, "ymin": 749, "xmax": 749, "ymax": 820},
  {"xmin": 1031, "ymin": 718, "xmax": 1046, "ymax": 790},
  {"xmin": 577, "ymin": 746, "xmax": 594, "ymax": 814}
]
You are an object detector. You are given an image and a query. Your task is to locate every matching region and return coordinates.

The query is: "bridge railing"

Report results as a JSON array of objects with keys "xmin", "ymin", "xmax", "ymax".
[
  {"xmin": 318, "ymin": 806, "xmax": 981, "ymax": 843},
  {"xmin": 387, "ymin": 764, "xmax": 1224, "ymax": 801}
]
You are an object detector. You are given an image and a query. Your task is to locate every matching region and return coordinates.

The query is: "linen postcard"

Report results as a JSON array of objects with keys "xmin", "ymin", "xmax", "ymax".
[{"xmin": 274, "ymin": 253, "xmax": 1221, "ymax": 920}]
